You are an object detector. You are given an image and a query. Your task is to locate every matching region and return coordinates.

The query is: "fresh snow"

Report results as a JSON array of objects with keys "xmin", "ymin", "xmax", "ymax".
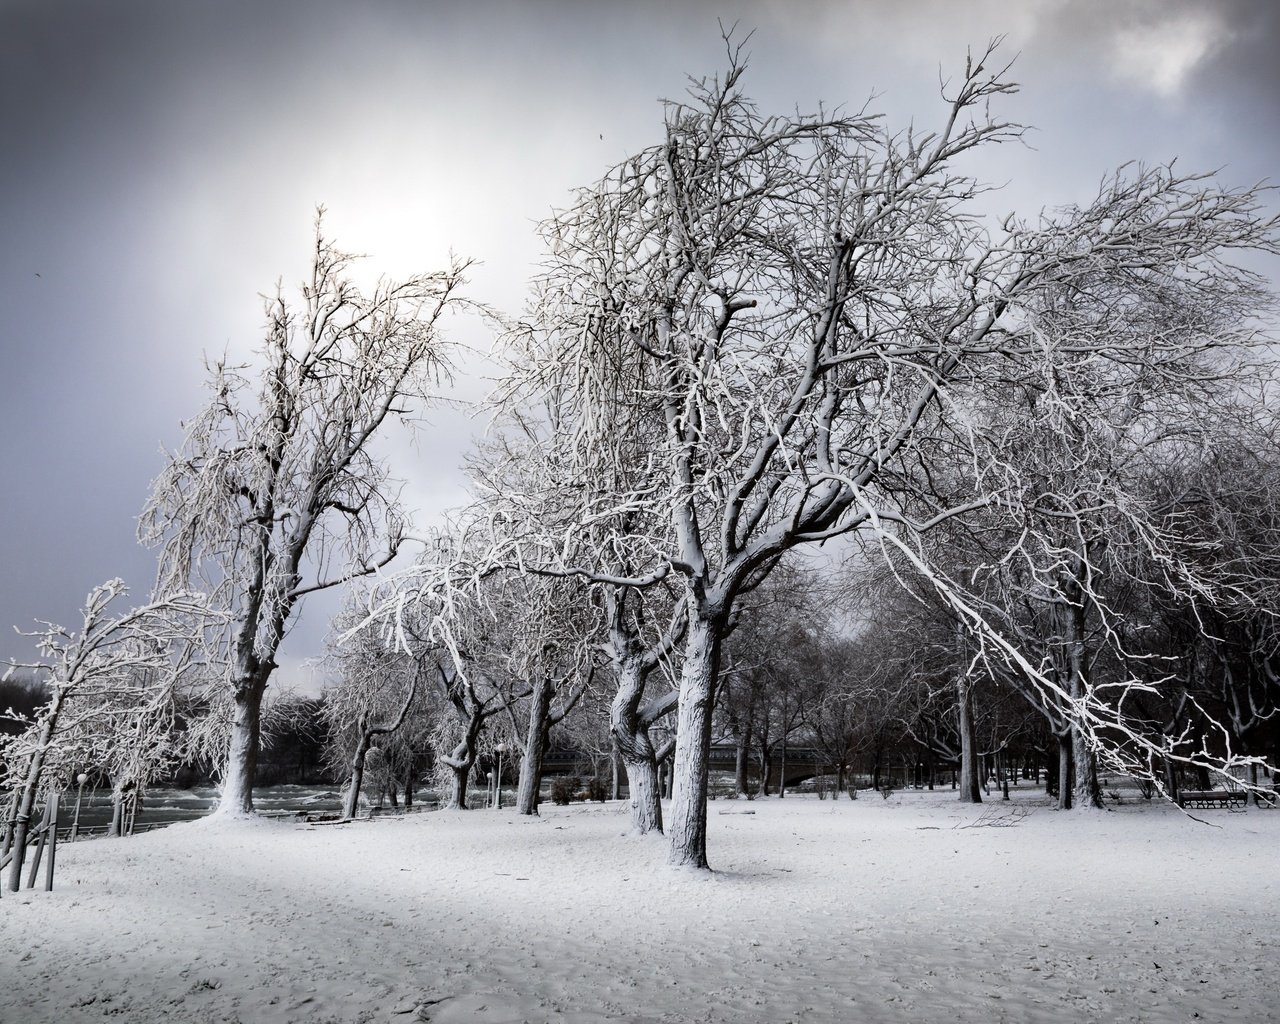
[{"xmin": 1, "ymin": 790, "xmax": 1277, "ymax": 1023}]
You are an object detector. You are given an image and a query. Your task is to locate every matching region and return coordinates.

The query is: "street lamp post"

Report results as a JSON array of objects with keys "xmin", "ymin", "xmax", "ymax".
[
  {"xmin": 71, "ymin": 773, "xmax": 88, "ymax": 843},
  {"xmin": 486, "ymin": 771, "xmax": 494, "ymax": 809},
  {"xmin": 495, "ymin": 743, "xmax": 507, "ymax": 810}
]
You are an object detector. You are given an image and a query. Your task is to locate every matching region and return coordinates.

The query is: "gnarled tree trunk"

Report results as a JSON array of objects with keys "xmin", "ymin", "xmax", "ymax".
[
  {"xmin": 440, "ymin": 713, "xmax": 485, "ymax": 811},
  {"xmin": 607, "ymin": 593, "xmax": 681, "ymax": 834}
]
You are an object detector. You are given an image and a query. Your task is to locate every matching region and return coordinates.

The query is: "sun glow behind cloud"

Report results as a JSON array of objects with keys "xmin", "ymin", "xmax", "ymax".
[{"xmin": 1108, "ymin": 9, "xmax": 1232, "ymax": 99}]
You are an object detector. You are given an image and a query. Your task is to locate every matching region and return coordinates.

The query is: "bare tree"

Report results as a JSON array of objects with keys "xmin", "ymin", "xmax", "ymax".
[
  {"xmin": 429, "ymin": 659, "xmax": 511, "ymax": 811},
  {"xmin": 936, "ymin": 250, "xmax": 1280, "ymax": 808},
  {"xmin": 468, "ymin": 333, "xmax": 689, "ymax": 830},
  {"xmin": 1, "ymin": 581, "xmax": 212, "ymax": 888},
  {"xmin": 517, "ymin": 42, "xmax": 1035, "ymax": 867},
  {"xmin": 504, "ymin": 35, "xmax": 1279, "ymax": 865},
  {"xmin": 1141, "ymin": 415, "xmax": 1280, "ymax": 798},
  {"xmin": 465, "ymin": 568, "xmax": 599, "ymax": 814},
  {"xmin": 715, "ymin": 565, "xmax": 828, "ymax": 798},
  {"xmin": 141, "ymin": 219, "xmax": 468, "ymax": 816},
  {"xmin": 603, "ymin": 585, "xmax": 682, "ymax": 831},
  {"xmin": 339, "ymin": 680, "xmax": 419, "ymax": 820},
  {"xmin": 388, "ymin": 554, "xmax": 541, "ymax": 812},
  {"xmin": 322, "ymin": 614, "xmax": 429, "ymax": 820}
]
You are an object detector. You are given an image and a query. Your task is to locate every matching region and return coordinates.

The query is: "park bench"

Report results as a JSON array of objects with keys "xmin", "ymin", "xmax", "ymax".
[{"xmin": 1176, "ymin": 790, "xmax": 1246, "ymax": 809}]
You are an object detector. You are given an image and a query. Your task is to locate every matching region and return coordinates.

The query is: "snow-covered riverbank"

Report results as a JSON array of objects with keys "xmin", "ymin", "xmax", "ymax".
[{"xmin": 2, "ymin": 791, "xmax": 1276, "ymax": 1023}]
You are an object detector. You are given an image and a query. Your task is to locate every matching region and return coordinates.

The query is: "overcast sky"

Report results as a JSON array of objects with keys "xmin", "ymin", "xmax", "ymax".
[{"xmin": 2, "ymin": 0, "xmax": 1277, "ymax": 692}]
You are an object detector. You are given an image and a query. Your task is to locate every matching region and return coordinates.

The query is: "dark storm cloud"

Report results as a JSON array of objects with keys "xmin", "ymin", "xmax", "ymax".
[
  {"xmin": 1192, "ymin": 1, "xmax": 1280, "ymax": 150},
  {"xmin": 1022, "ymin": 0, "xmax": 1280, "ymax": 158}
]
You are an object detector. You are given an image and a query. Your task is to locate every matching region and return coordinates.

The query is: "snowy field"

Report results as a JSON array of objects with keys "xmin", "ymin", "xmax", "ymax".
[{"xmin": 1, "ymin": 791, "xmax": 1277, "ymax": 1024}]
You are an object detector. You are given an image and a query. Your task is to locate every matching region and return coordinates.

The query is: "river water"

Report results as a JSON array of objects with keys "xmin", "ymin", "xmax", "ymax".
[{"xmin": 56, "ymin": 784, "xmax": 375, "ymax": 836}]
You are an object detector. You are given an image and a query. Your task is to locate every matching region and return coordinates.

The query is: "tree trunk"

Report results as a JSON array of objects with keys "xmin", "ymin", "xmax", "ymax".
[
  {"xmin": 7, "ymin": 686, "xmax": 65, "ymax": 891},
  {"xmin": 603, "ymin": 589, "xmax": 682, "ymax": 831},
  {"xmin": 734, "ymin": 725, "xmax": 752, "ymax": 796},
  {"xmin": 403, "ymin": 757, "xmax": 415, "ymax": 809},
  {"xmin": 216, "ymin": 671, "xmax": 269, "ymax": 816},
  {"xmin": 611, "ymin": 660, "xmax": 667, "ymax": 834},
  {"xmin": 617, "ymin": 729, "xmax": 664, "ymax": 833},
  {"xmin": 517, "ymin": 677, "xmax": 553, "ymax": 816},
  {"xmin": 440, "ymin": 727, "xmax": 482, "ymax": 811},
  {"xmin": 436, "ymin": 664, "xmax": 493, "ymax": 811},
  {"xmin": 668, "ymin": 615, "xmax": 721, "ymax": 869},
  {"xmin": 1062, "ymin": 583, "xmax": 1103, "ymax": 810},
  {"xmin": 1057, "ymin": 732, "xmax": 1073, "ymax": 810},
  {"xmin": 778, "ymin": 698, "xmax": 789, "ymax": 799},
  {"xmin": 957, "ymin": 670, "xmax": 982, "ymax": 804},
  {"xmin": 1071, "ymin": 725, "xmax": 1102, "ymax": 810},
  {"xmin": 342, "ymin": 720, "xmax": 373, "ymax": 820},
  {"xmin": 107, "ymin": 779, "xmax": 137, "ymax": 838},
  {"xmin": 444, "ymin": 763, "xmax": 471, "ymax": 810},
  {"xmin": 757, "ymin": 746, "xmax": 771, "ymax": 796}
]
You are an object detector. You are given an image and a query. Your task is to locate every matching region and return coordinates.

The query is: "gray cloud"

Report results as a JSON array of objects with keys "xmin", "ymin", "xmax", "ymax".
[{"xmin": 1, "ymin": 0, "xmax": 1275, "ymax": 688}]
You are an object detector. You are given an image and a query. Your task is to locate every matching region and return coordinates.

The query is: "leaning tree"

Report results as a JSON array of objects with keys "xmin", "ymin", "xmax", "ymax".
[
  {"xmin": 918, "ymin": 250, "xmax": 1280, "ymax": 810},
  {"xmin": 141, "ymin": 219, "xmax": 469, "ymax": 815},
  {"xmin": 1, "ymin": 580, "xmax": 212, "ymax": 888}
]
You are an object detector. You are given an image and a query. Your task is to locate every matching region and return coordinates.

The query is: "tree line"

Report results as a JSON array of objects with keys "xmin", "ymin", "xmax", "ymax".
[{"xmin": 4, "ymin": 38, "xmax": 1278, "ymax": 873}]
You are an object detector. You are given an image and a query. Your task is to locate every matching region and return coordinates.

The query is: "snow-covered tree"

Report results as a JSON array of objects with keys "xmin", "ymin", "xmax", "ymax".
[
  {"xmin": 141, "ymin": 219, "xmax": 468, "ymax": 816},
  {"xmin": 1, "ymin": 580, "xmax": 212, "ymax": 889},
  {"xmin": 497, "ymin": 573, "xmax": 599, "ymax": 816},
  {"xmin": 506, "ymin": 40, "xmax": 1279, "ymax": 865},
  {"xmin": 322, "ymin": 612, "xmax": 430, "ymax": 820}
]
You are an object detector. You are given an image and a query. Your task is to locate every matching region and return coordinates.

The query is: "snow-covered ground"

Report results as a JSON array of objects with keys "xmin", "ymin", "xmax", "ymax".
[{"xmin": 2, "ymin": 790, "xmax": 1276, "ymax": 1023}]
